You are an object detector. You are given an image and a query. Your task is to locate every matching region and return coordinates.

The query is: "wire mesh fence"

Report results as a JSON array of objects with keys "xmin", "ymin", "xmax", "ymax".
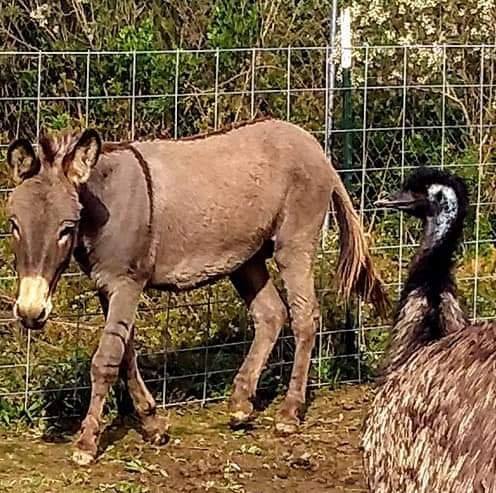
[{"xmin": 0, "ymin": 44, "xmax": 494, "ymax": 421}]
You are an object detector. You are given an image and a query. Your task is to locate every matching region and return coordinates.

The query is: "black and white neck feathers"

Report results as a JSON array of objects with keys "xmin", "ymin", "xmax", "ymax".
[{"xmin": 398, "ymin": 174, "xmax": 468, "ymax": 312}]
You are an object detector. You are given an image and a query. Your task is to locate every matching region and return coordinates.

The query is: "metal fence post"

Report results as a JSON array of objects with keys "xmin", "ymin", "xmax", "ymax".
[
  {"xmin": 340, "ymin": 6, "xmax": 358, "ymax": 363},
  {"xmin": 341, "ymin": 7, "xmax": 353, "ymax": 179},
  {"xmin": 325, "ymin": 0, "xmax": 338, "ymax": 161}
]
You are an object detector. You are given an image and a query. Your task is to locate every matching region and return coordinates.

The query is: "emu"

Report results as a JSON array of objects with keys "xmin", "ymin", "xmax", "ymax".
[
  {"xmin": 362, "ymin": 168, "xmax": 496, "ymax": 492},
  {"xmin": 6, "ymin": 118, "xmax": 387, "ymax": 465}
]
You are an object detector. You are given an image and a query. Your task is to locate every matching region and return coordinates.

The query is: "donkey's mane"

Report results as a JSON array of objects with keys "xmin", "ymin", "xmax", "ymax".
[
  {"xmin": 34, "ymin": 116, "xmax": 272, "ymax": 157},
  {"xmin": 39, "ymin": 130, "xmax": 80, "ymax": 164},
  {"xmin": 35, "ymin": 117, "xmax": 273, "ymax": 157},
  {"xmin": 102, "ymin": 116, "xmax": 272, "ymax": 154}
]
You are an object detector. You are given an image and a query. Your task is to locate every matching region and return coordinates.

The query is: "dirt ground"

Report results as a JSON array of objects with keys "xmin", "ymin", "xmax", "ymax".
[{"xmin": 0, "ymin": 385, "xmax": 371, "ymax": 493}]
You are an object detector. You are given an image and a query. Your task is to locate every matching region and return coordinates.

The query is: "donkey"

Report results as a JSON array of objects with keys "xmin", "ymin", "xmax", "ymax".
[{"xmin": 6, "ymin": 118, "xmax": 387, "ymax": 464}]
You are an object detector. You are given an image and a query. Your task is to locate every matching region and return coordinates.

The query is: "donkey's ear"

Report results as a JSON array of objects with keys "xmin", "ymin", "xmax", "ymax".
[
  {"xmin": 7, "ymin": 139, "xmax": 39, "ymax": 183},
  {"xmin": 64, "ymin": 129, "xmax": 101, "ymax": 186}
]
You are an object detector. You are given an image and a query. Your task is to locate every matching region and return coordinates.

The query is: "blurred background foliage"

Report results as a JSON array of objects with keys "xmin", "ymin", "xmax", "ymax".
[{"xmin": 0, "ymin": 0, "xmax": 494, "ymax": 425}]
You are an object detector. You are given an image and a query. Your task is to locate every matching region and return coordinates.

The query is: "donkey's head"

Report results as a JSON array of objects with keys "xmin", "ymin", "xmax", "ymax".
[{"xmin": 6, "ymin": 129, "xmax": 101, "ymax": 329}]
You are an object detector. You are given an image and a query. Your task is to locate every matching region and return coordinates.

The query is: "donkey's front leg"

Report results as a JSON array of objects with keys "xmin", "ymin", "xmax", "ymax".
[
  {"xmin": 123, "ymin": 326, "xmax": 169, "ymax": 444},
  {"xmin": 72, "ymin": 282, "xmax": 141, "ymax": 465},
  {"xmin": 97, "ymin": 292, "xmax": 169, "ymax": 445}
]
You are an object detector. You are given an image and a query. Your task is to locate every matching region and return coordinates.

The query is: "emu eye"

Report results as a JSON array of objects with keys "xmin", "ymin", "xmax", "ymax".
[
  {"xmin": 435, "ymin": 191, "xmax": 443, "ymax": 202},
  {"xmin": 9, "ymin": 219, "xmax": 20, "ymax": 240}
]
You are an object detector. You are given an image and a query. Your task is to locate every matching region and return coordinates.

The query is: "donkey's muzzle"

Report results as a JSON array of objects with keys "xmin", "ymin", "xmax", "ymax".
[
  {"xmin": 14, "ymin": 276, "xmax": 52, "ymax": 330},
  {"xmin": 15, "ymin": 306, "xmax": 48, "ymax": 330}
]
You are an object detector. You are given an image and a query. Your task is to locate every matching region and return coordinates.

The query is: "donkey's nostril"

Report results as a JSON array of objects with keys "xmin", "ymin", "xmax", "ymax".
[{"xmin": 38, "ymin": 307, "xmax": 47, "ymax": 321}]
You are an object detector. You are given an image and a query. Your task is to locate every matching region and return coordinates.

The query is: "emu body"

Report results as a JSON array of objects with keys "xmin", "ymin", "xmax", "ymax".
[
  {"xmin": 7, "ymin": 118, "xmax": 386, "ymax": 465},
  {"xmin": 363, "ymin": 169, "xmax": 496, "ymax": 492}
]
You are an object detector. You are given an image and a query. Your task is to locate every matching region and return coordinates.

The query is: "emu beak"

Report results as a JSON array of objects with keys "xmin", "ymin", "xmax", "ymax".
[{"xmin": 375, "ymin": 191, "xmax": 419, "ymax": 210}]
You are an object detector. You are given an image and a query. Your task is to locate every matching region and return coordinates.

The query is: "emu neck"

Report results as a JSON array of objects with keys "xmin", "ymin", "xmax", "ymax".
[
  {"xmin": 384, "ymin": 213, "xmax": 464, "ymax": 374},
  {"xmin": 400, "ymin": 214, "xmax": 459, "ymax": 306}
]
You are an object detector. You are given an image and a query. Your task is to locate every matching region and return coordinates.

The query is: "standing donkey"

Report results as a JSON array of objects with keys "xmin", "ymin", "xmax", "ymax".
[{"xmin": 6, "ymin": 118, "xmax": 387, "ymax": 464}]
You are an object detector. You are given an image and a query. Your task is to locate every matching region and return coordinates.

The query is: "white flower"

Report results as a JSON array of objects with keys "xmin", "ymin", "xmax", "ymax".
[{"xmin": 30, "ymin": 3, "xmax": 51, "ymax": 29}]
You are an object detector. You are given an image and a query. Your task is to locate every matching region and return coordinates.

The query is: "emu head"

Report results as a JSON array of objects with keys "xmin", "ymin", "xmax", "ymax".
[
  {"xmin": 6, "ymin": 129, "xmax": 101, "ymax": 330},
  {"xmin": 375, "ymin": 167, "xmax": 469, "ymax": 246}
]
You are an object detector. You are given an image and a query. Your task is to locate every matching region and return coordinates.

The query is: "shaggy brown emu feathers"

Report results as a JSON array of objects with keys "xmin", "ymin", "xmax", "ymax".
[{"xmin": 363, "ymin": 168, "xmax": 496, "ymax": 493}]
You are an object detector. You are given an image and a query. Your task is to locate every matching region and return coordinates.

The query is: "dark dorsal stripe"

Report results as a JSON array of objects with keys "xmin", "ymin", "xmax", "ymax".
[
  {"xmin": 101, "ymin": 117, "xmax": 271, "ymax": 150},
  {"xmin": 124, "ymin": 144, "xmax": 154, "ymax": 237},
  {"xmin": 177, "ymin": 116, "xmax": 271, "ymax": 142}
]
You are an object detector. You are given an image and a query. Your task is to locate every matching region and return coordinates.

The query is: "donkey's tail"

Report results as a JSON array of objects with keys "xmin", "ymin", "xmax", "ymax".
[{"xmin": 330, "ymin": 176, "xmax": 389, "ymax": 317}]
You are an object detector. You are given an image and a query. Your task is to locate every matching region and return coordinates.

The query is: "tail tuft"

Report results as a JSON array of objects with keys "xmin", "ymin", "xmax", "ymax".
[{"xmin": 330, "ymin": 179, "xmax": 389, "ymax": 318}]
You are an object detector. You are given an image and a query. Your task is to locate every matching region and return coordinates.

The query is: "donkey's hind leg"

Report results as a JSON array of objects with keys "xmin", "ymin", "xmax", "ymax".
[
  {"xmin": 229, "ymin": 251, "xmax": 287, "ymax": 427},
  {"xmin": 274, "ymin": 244, "xmax": 320, "ymax": 435}
]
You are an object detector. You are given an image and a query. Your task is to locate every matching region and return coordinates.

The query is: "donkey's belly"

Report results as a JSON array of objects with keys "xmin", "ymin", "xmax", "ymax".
[{"xmin": 149, "ymin": 245, "xmax": 263, "ymax": 291}]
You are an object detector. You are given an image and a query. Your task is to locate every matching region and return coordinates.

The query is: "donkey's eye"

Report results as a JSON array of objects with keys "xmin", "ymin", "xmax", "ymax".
[
  {"xmin": 9, "ymin": 220, "xmax": 20, "ymax": 240},
  {"xmin": 58, "ymin": 223, "xmax": 76, "ymax": 243},
  {"xmin": 59, "ymin": 227, "xmax": 74, "ymax": 239}
]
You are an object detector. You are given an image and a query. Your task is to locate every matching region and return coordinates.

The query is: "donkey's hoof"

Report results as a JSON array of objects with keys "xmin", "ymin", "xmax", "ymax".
[
  {"xmin": 274, "ymin": 419, "xmax": 299, "ymax": 436},
  {"xmin": 148, "ymin": 430, "xmax": 170, "ymax": 446},
  {"xmin": 72, "ymin": 449, "xmax": 96, "ymax": 466},
  {"xmin": 229, "ymin": 410, "xmax": 255, "ymax": 429},
  {"xmin": 142, "ymin": 416, "xmax": 170, "ymax": 446},
  {"xmin": 228, "ymin": 397, "xmax": 254, "ymax": 429}
]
